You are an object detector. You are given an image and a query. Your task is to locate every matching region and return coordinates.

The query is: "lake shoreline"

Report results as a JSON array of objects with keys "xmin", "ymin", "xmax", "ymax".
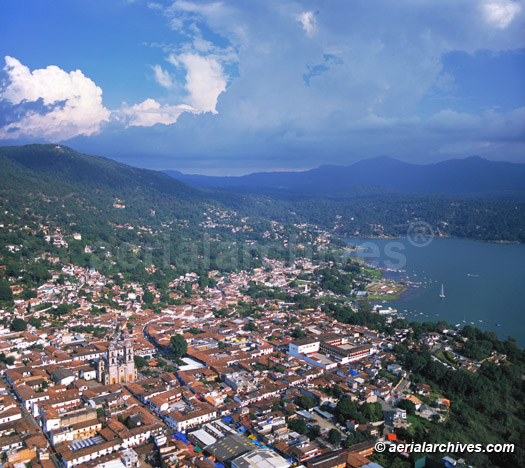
[
  {"xmin": 342, "ymin": 234, "xmax": 522, "ymax": 245},
  {"xmin": 342, "ymin": 236, "xmax": 525, "ymax": 346}
]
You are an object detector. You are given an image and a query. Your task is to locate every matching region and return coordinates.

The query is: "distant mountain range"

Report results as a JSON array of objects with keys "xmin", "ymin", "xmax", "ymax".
[{"xmin": 165, "ymin": 156, "xmax": 525, "ymax": 196}]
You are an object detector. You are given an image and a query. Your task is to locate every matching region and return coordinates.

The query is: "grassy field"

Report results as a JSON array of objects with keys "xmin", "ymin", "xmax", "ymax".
[
  {"xmin": 366, "ymin": 286, "xmax": 407, "ymax": 301},
  {"xmin": 363, "ymin": 267, "xmax": 382, "ymax": 279}
]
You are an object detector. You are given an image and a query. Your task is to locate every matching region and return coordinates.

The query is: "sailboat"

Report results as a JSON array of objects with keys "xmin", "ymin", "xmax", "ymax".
[{"xmin": 439, "ymin": 284, "xmax": 445, "ymax": 298}]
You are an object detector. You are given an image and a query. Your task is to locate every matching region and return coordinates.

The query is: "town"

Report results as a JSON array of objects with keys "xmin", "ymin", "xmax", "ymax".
[{"xmin": 0, "ymin": 219, "xmax": 504, "ymax": 468}]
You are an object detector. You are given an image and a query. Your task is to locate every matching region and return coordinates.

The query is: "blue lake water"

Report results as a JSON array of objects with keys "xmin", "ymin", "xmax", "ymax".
[{"xmin": 343, "ymin": 237, "xmax": 525, "ymax": 346}]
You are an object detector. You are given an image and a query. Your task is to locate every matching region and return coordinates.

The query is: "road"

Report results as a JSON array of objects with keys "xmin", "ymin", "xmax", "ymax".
[
  {"xmin": 377, "ymin": 397, "xmax": 394, "ymax": 438},
  {"xmin": 396, "ymin": 377, "xmax": 411, "ymax": 394}
]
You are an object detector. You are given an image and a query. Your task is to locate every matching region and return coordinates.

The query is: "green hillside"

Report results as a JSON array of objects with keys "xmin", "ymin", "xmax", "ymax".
[{"xmin": 0, "ymin": 144, "xmax": 213, "ymax": 238}]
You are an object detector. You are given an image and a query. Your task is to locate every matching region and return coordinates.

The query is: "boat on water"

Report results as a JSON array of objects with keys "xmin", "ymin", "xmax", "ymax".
[{"xmin": 439, "ymin": 284, "xmax": 445, "ymax": 298}]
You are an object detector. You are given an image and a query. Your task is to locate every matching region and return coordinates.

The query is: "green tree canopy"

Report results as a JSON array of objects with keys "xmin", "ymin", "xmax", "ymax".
[
  {"xmin": 170, "ymin": 334, "xmax": 188, "ymax": 360},
  {"xmin": 0, "ymin": 281, "xmax": 13, "ymax": 302},
  {"xmin": 288, "ymin": 418, "xmax": 307, "ymax": 435},
  {"xmin": 10, "ymin": 318, "xmax": 27, "ymax": 332},
  {"xmin": 134, "ymin": 355, "xmax": 148, "ymax": 369},
  {"xmin": 328, "ymin": 428, "xmax": 342, "ymax": 446}
]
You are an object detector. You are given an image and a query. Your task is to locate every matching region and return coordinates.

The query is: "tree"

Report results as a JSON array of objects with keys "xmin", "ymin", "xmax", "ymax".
[
  {"xmin": 358, "ymin": 301, "xmax": 372, "ymax": 313},
  {"xmin": 10, "ymin": 318, "xmax": 27, "ymax": 332},
  {"xmin": 297, "ymin": 395, "xmax": 315, "ymax": 410},
  {"xmin": 170, "ymin": 334, "xmax": 187, "ymax": 360},
  {"xmin": 244, "ymin": 322, "xmax": 258, "ymax": 332},
  {"xmin": 291, "ymin": 326, "xmax": 305, "ymax": 338},
  {"xmin": 23, "ymin": 289, "xmax": 37, "ymax": 300},
  {"xmin": 336, "ymin": 397, "xmax": 356, "ymax": 418},
  {"xmin": 28, "ymin": 317, "xmax": 42, "ymax": 329},
  {"xmin": 142, "ymin": 290, "xmax": 154, "ymax": 305},
  {"xmin": 362, "ymin": 402, "xmax": 383, "ymax": 422},
  {"xmin": 333, "ymin": 384, "xmax": 343, "ymax": 398},
  {"xmin": 0, "ymin": 281, "xmax": 13, "ymax": 302},
  {"xmin": 217, "ymin": 341, "xmax": 225, "ymax": 350},
  {"xmin": 397, "ymin": 399, "xmax": 416, "ymax": 415},
  {"xmin": 0, "ymin": 353, "xmax": 15, "ymax": 366},
  {"xmin": 288, "ymin": 418, "xmax": 307, "ymax": 435},
  {"xmin": 52, "ymin": 303, "xmax": 73, "ymax": 317},
  {"xmin": 328, "ymin": 428, "xmax": 342, "ymax": 446},
  {"xmin": 134, "ymin": 355, "xmax": 148, "ymax": 369},
  {"xmin": 308, "ymin": 425, "xmax": 321, "ymax": 440}
]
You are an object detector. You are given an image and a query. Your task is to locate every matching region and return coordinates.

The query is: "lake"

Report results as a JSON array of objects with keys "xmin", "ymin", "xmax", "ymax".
[{"xmin": 343, "ymin": 237, "xmax": 525, "ymax": 346}]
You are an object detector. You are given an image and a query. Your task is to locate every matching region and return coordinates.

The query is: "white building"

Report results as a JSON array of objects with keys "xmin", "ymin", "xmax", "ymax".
[
  {"xmin": 231, "ymin": 449, "xmax": 291, "ymax": 468},
  {"xmin": 288, "ymin": 337, "xmax": 320, "ymax": 357}
]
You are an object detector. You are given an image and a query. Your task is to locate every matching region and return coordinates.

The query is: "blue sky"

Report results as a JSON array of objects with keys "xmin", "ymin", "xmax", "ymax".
[{"xmin": 1, "ymin": 0, "xmax": 524, "ymax": 174}]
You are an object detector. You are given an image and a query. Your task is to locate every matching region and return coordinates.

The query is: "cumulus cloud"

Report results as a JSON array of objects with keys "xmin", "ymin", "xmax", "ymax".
[
  {"xmin": 482, "ymin": 0, "xmax": 522, "ymax": 28},
  {"xmin": 145, "ymin": 1, "xmax": 235, "ymax": 121},
  {"xmin": 297, "ymin": 11, "xmax": 317, "ymax": 37},
  {"xmin": 169, "ymin": 53, "xmax": 227, "ymax": 113},
  {"xmin": 152, "ymin": 64, "xmax": 174, "ymax": 89},
  {"xmin": 119, "ymin": 98, "xmax": 196, "ymax": 127},
  {"xmin": 0, "ymin": 55, "xmax": 228, "ymax": 135},
  {"xmin": 119, "ymin": 52, "xmax": 227, "ymax": 127},
  {"xmin": 0, "ymin": 56, "xmax": 110, "ymax": 140}
]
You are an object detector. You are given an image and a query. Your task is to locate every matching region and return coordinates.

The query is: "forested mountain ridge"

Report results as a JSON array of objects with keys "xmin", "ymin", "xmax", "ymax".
[
  {"xmin": 0, "ymin": 144, "xmax": 209, "ymax": 227},
  {"xmin": 165, "ymin": 155, "xmax": 525, "ymax": 196},
  {"xmin": 0, "ymin": 144, "xmax": 203, "ymax": 202},
  {"xmin": 1, "ymin": 144, "xmax": 524, "ymax": 245}
]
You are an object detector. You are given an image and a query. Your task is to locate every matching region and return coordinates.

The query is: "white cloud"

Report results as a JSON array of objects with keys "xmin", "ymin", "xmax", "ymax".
[
  {"xmin": 425, "ymin": 109, "xmax": 483, "ymax": 133},
  {"xmin": 297, "ymin": 11, "xmax": 317, "ymax": 37},
  {"xmin": 0, "ymin": 55, "xmax": 226, "ymax": 135},
  {"xmin": 119, "ymin": 98, "xmax": 196, "ymax": 127},
  {"xmin": 170, "ymin": 0, "xmax": 224, "ymax": 17},
  {"xmin": 168, "ymin": 53, "xmax": 226, "ymax": 113},
  {"xmin": 482, "ymin": 0, "xmax": 522, "ymax": 28},
  {"xmin": 120, "ymin": 52, "xmax": 227, "ymax": 127},
  {"xmin": 424, "ymin": 107, "xmax": 525, "ymax": 143},
  {"xmin": 152, "ymin": 64, "xmax": 173, "ymax": 89},
  {"xmin": 0, "ymin": 56, "xmax": 110, "ymax": 140}
]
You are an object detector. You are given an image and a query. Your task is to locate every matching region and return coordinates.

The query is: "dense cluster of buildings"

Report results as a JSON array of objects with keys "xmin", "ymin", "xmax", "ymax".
[{"xmin": 0, "ymin": 225, "xmax": 481, "ymax": 468}]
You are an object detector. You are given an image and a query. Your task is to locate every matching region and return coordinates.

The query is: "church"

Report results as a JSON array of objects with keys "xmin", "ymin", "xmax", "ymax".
[{"xmin": 97, "ymin": 340, "xmax": 137, "ymax": 385}]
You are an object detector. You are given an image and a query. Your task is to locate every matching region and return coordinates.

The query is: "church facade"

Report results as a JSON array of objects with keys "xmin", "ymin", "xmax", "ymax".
[{"xmin": 97, "ymin": 340, "xmax": 137, "ymax": 385}]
